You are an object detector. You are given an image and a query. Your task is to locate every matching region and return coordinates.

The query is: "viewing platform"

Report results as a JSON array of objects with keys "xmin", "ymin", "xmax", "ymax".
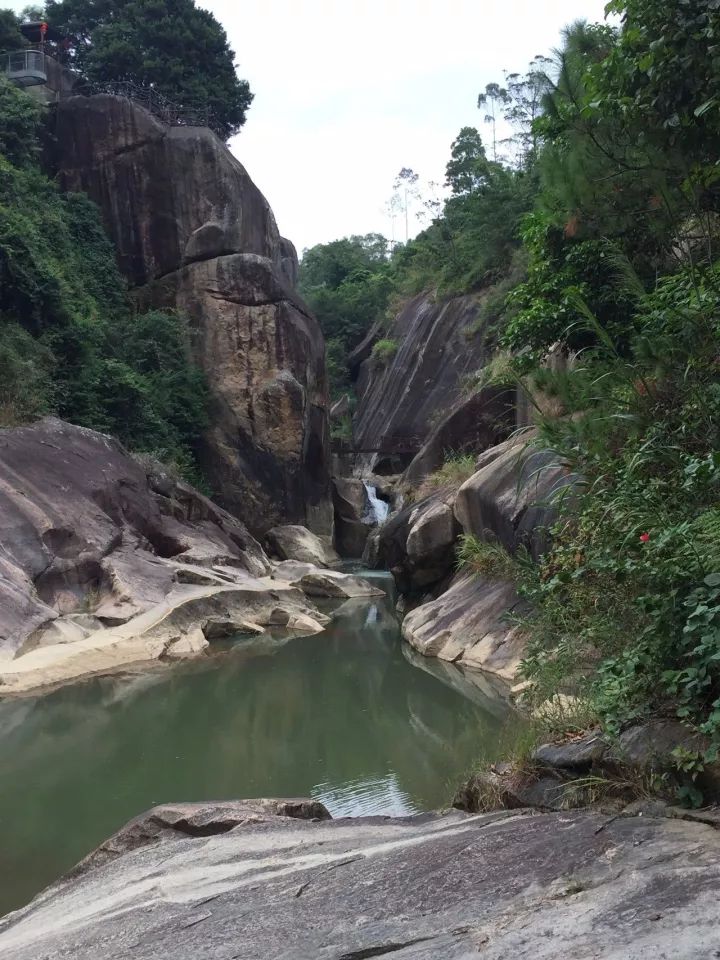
[{"xmin": 3, "ymin": 48, "xmax": 47, "ymax": 86}]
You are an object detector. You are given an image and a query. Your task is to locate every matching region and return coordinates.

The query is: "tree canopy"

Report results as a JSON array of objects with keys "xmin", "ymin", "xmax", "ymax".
[
  {"xmin": 45, "ymin": 0, "xmax": 253, "ymax": 139},
  {"xmin": 299, "ymin": 235, "xmax": 393, "ymax": 397},
  {"xmin": 0, "ymin": 9, "xmax": 24, "ymax": 52}
]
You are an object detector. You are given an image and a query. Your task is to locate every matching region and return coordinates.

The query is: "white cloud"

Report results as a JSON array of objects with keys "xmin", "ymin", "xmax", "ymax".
[{"xmin": 8, "ymin": 0, "xmax": 611, "ymax": 249}]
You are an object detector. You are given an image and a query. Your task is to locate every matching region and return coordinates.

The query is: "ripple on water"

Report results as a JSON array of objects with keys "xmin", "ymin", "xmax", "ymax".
[{"xmin": 313, "ymin": 772, "xmax": 418, "ymax": 818}]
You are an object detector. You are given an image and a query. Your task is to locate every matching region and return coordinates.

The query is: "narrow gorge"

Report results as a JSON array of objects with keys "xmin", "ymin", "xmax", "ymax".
[{"xmin": 1, "ymin": 1, "xmax": 720, "ymax": 957}]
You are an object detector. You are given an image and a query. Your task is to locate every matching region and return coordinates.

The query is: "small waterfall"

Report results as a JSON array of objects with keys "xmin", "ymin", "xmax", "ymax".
[{"xmin": 363, "ymin": 482, "xmax": 389, "ymax": 526}]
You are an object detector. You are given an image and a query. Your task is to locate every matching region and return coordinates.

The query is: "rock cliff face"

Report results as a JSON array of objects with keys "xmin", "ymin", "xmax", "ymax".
[
  {"xmin": 49, "ymin": 95, "xmax": 330, "ymax": 534},
  {"xmin": 351, "ymin": 292, "xmax": 514, "ymax": 475},
  {"xmin": 2, "ymin": 801, "xmax": 720, "ymax": 959}
]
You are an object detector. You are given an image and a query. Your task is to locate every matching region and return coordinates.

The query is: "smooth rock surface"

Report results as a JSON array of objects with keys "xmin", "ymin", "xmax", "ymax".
[
  {"xmin": 533, "ymin": 734, "xmax": 608, "ymax": 772},
  {"xmin": 3, "ymin": 805, "xmax": 720, "ymax": 959},
  {"xmin": 297, "ymin": 569, "xmax": 386, "ymax": 599},
  {"xmin": 455, "ymin": 432, "xmax": 572, "ymax": 559},
  {"xmin": 401, "ymin": 572, "xmax": 528, "ymax": 680},
  {"xmin": 403, "ymin": 386, "xmax": 515, "ymax": 484},
  {"xmin": 266, "ymin": 525, "xmax": 339, "ymax": 567},
  {"xmin": 0, "ymin": 419, "xmax": 269, "ymax": 660},
  {"xmin": 352, "ymin": 292, "xmax": 499, "ymax": 474},
  {"xmin": 0, "ymin": 579, "xmax": 328, "ymax": 695},
  {"xmin": 379, "ymin": 491, "xmax": 460, "ymax": 594},
  {"xmin": 271, "ymin": 560, "xmax": 385, "ymax": 598}
]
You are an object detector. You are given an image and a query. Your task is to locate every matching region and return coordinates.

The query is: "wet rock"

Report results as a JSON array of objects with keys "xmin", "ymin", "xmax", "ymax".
[
  {"xmin": 266, "ymin": 525, "xmax": 339, "ymax": 567},
  {"xmin": 362, "ymin": 528, "xmax": 384, "ymax": 568},
  {"xmin": 401, "ymin": 572, "xmax": 528, "ymax": 681},
  {"xmin": 4, "ymin": 806, "xmax": 720, "ymax": 959},
  {"xmin": 332, "ymin": 478, "xmax": 373, "ymax": 557}
]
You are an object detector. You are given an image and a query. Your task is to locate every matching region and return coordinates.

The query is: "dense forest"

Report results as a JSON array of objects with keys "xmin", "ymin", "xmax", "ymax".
[{"xmin": 300, "ymin": 0, "xmax": 720, "ymax": 788}]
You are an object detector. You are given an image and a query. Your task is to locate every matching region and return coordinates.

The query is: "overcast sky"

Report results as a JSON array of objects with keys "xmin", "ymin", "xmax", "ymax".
[{"xmin": 12, "ymin": 0, "xmax": 610, "ymax": 252}]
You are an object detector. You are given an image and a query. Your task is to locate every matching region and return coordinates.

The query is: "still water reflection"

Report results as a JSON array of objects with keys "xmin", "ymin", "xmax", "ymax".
[{"xmin": 0, "ymin": 576, "xmax": 518, "ymax": 916}]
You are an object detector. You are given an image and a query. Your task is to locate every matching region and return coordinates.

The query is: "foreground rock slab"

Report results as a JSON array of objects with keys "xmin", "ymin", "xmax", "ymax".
[
  {"xmin": 272, "ymin": 562, "xmax": 385, "ymax": 599},
  {"xmin": 2, "ymin": 805, "xmax": 720, "ymax": 959}
]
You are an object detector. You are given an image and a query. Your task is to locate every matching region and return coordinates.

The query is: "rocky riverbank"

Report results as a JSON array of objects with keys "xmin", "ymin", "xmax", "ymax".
[
  {"xmin": 0, "ymin": 419, "xmax": 381, "ymax": 697},
  {"xmin": 1, "ymin": 799, "xmax": 718, "ymax": 959}
]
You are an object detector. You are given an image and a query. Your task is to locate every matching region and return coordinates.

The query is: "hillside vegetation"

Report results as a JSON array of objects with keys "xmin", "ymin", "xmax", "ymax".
[
  {"xmin": 0, "ymin": 72, "xmax": 208, "ymax": 479},
  {"xmin": 302, "ymin": 0, "xmax": 720, "ymax": 781}
]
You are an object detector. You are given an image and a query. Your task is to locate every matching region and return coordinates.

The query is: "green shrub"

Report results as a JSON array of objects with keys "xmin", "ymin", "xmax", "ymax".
[
  {"xmin": 0, "ymin": 323, "xmax": 55, "ymax": 425},
  {"xmin": 417, "ymin": 453, "xmax": 477, "ymax": 496},
  {"xmin": 330, "ymin": 414, "xmax": 352, "ymax": 442},
  {"xmin": 456, "ymin": 534, "xmax": 524, "ymax": 581},
  {"xmin": 517, "ymin": 265, "xmax": 720, "ymax": 753},
  {"xmin": 371, "ymin": 338, "xmax": 399, "ymax": 366}
]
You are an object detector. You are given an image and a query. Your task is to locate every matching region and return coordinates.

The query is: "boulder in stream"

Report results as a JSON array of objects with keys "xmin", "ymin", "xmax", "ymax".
[
  {"xmin": 265, "ymin": 525, "xmax": 339, "ymax": 567},
  {"xmin": 379, "ymin": 490, "xmax": 460, "ymax": 594}
]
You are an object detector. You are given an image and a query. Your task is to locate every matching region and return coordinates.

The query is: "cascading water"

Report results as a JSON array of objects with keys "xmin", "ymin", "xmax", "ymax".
[{"xmin": 363, "ymin": 482, "xmax": 390, "ymax": 526}]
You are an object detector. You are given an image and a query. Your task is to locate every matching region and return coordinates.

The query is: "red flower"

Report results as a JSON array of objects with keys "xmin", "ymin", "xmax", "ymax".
[{"xmin": 640, "ymin": 532, "xmax": 650, "ymax": 543}]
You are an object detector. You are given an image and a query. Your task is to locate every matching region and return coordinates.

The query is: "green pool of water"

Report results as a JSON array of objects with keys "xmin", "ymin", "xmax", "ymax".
[{"xmin": 0, "ymin": 574, "xmax": 518, "ymax": 917}]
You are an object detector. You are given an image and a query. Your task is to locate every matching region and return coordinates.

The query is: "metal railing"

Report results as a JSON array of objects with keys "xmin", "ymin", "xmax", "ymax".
[
  {"xmin": 72, "ymin": 79, "xmax": 225, "ymax": 139},
  {"xmin": 2, "ymin": 49, "xmax": 46, "ymax": 86},
  {"xmin": 0, "ymin": 48, "xmax": 226, "ymax": 138}
]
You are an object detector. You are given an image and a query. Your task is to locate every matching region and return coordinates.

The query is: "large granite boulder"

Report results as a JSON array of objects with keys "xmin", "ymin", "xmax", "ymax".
[
  {"xmin": 49, "ymin": 95, "xmax": 331, "ymax": 535},
  {"xmin": 455, "ymin": 432, "xmax": 572, "ymax": 559},
  {"xmin": 0, "ymin": 578, "xmax": 328, "ymax": 696},
  {"xmin": 3, "ymin": 803, "xmax": 720, "ymax": 959},
  {"xmin": 271, "ymin": 561, "xmax": 385, "ymax": 599},
  {"xmin": 401, "ymin": 572, "xmax": 529, "ymax": 680}
]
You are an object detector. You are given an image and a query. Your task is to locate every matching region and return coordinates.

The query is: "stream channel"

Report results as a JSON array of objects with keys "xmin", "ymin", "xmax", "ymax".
[{"xmin": 0, "ymin": 570, "xmax": 519, "ymax": 917}]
